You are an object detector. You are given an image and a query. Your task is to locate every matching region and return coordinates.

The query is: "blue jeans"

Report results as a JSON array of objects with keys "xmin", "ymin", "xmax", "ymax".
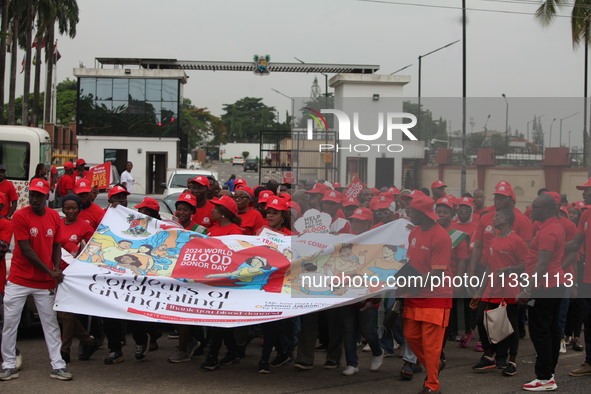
[
  {"xmin": 557, "ymin": 286, "xmax": 572, "ymax": 338},
  {"xmin": 341, "ymin": 304, "xmax": 381, "ymax": 367}
]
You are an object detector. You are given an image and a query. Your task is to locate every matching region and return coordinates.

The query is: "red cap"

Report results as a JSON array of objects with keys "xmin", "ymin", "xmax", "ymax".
[
  {"xmin": 494, "ymin": 184, "xmax": 513, "ymax": 198},
  {"xmin": 266, "ymin": 197, "xmax": 288, "ymax": 211},
  {"xmin": 342, "ymin": 196, "xmax": 360, "ymax": 207},
  {"xmin": 388, "ymin": 187, "xmax": 401, "ymax": 195},
  {"xmin": 287, "ymin": 200, "xmax": 301, "ymax": 216},
  {"xmin": 410, "ymin": 195, "xmax": 439, "ymax": 221},
  {"xmin": 211, "ymin": 195, "xmax": 238, "ymax": 215},
  {"xmin": 108, "ymin": 185, "xmax": 130, "ymax": 199},
  {"xmin": 349, "ymin": 207, "xmax": 373, "ymax": 221},
  {"xmin": 258, "ymin": 190, "xmax": 275, "ymax": 203},
  {"xmin": 496, "ymin": 180, "xmax": 512, "ymax": 188},
  {"xmin": 457, "ymin": 196, "xmax": 474, "ymax": 208},
  {"xmin": 370, "ymin": 193, "xmax": 394, "ymax": 210},
  {"xmin": 305, "ymin": 183, "xmax": 330, "ymax": 195},
  {"xmin": 76, "ymin": 158, "xmax": 86, "ymax": 166},
  {"xmin": 279, "ymin": 192, "xmax": 292, "ymax": 201},
  {"xmin": 560, "ymin": 206, "xmax": 569, "ymax": 216},
  {"xmin": 400, "ymin": 189, "xmax": 426, "ymax": 201},
  {"xmin": 235, "ymin": 185, "xmax": 254, "ymax": 199},
  {"xmin": 135, "ymin": 197, "xmax": 160, "ymax": 211},
  {"xmin": 431, "ymin": 180, "xmax": 447, "ymax": 189},
  {"xmin": 75, "ymin": 179, "xmax": 92, "ymax": 194},
  {"xmin": 64, "ymin": 161, "xmax": 74, "ymax": 170},
  {"xmin": 234, "ymin": 178, "xmax": 247, "ymax": 187},
  {"xmin": 436, "ymin": 197, "xmax": 454, "ymax": 210},
  {"xmin": 370, "ymin": 187, "xmax": 379, "ymax": 195},
  {"xmin": 576, "ymin": 177, "xmax": 591, "ymax": 190},
  {"xmin": 29, "ymin": 179, "xmax": 50, "ymax": 195},
  {"xmin": 191, "ymin": 176, "xmax": 210, "ymax": 188},
  {"xmin": 569, "ymin": 201, "xmax": 587, "ymax": 211},
  {"xmin": 545, "ymin": 191, "xmax": 561, "ymax": 205},
  {"xmin": 322, "ymin": 190, "xmax": 342, "ymax": 204},
  {"xmin": 332, "ymin": 182, "xmax": 342, "ymax": 189},
  {"xmin": 176, "ymin": 192, "xmax": 197, "ymax": 207},
  {"xmin": 51, "ymin": 166, "xmax": 57, "ymax": 175}
]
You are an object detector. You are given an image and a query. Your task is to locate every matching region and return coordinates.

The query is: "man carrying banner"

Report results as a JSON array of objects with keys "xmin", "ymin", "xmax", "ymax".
[
  {"xmin": 0, "ymin": 179, "xmax": 72, "ymax": 381},
  {"xmin": 402, "ymin": 195, "xmax": 452, "ymax": 394}
]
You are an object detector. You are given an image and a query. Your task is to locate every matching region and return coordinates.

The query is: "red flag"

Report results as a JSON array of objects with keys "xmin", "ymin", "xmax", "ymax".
[
  {"xmin": 20, "ymin": 55, "xmax": 25, "ymax": 74},
  {"xmin": 32, "ymin": 35, "xmax": 46, "ymax": 48}
]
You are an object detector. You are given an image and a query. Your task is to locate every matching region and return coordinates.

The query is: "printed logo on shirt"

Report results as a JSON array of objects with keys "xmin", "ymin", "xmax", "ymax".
[
  {"xmin": 46, "ymin": 228, "xmax": 54, "ymax": 237},
  {"xmin": 203, "ymin": 217, "xmax": 211, "ymax": 224},
  {"xmin": 30, "ymin": 227, "xmax": 39, "ymax": 237},
  {"xmin": 411, "ymin": 238, "xmax": 416, "ymax": 247},
  {"xmin": 84, "ymin": 219, "xmax": 91, "ymax": 224},
  {"xmin": 69, "ymin": 234, "xmax": 78, "ymax": 242},
  {"xmin": 420, "ymin": 245, "xmax": 430, "ymax": 251},
  {"xmin": 485, "ymin": 225, "xmax": 493, "ymax": 233}
]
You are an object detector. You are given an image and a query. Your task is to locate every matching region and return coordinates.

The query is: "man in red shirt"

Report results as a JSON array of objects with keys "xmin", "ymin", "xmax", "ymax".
[
  {"xmin": 565, "ymin": 177, "xmax": 591, "ymax": 377},
  {"xmin": 517, "ymin": 194, "xmax": 565, "ymax": 392},
  {"xmin": 0, "ymin": 164, "xmax": 18, "ymax": 219},
  {"xmin": 190, "ymin": 176, "xmax": 214, "ymax": 228},
  {"xmin": 472, "ymin": 189, "xmax": 487, "ymax": 218},
  {"xmin": 57, "ymin": 162, "xmax": 76, "ymax": 203},
  {"xmin": 0, "ymin": 179, "xmax": 72, "ymax": 381},
  {"xmin": 431, "ymin": 180, "xmax": 447, "ymax": 201},
  {"xmin": 76, "ymin": 179, "xmax": 104, "ymax": 230},
  {"xmin": 402, "ymin": 195, "xmax": 452, "ymax": 394}
]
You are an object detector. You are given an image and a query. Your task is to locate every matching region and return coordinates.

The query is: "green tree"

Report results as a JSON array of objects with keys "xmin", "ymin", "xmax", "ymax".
[
  {"xmin": 221, "ymin": 97, "xmax": 277, "ymax": 142},
  {"xmin": 466, "ymin": 132, "xmax": 486, "ymax": 155},
  {"xmin": 490, "ymin": 134, "xmax": 508, "ymax": 155},
  {"xmin": 182, "ymin": 98, "xmax": 227, "ymax": 149},
  {"xmin": 55, "ymin": 77, "xmax": 76, "ymax": 123},
  {"xmin": 403, "ymin": 101, "xmax": 448, "ymax": 142}
]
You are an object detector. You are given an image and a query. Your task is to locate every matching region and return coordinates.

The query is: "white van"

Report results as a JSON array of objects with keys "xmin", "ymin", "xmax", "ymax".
[{"xmin": 161, "ymin": 168, "xmax": 218, "ymax": 197}]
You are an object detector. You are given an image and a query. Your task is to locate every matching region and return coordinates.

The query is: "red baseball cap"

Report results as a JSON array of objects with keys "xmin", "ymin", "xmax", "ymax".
[
  {"xmin": 388, "ymin": 187, "xmax": 401, "ymax": 195},
  {"xmin": 576, "ymin": 177, "xmax": 591, "ymax": 190},
  {"xmin": 266, "ymin": 197, "xmax": 288, "ymax": 211},
  {"xmin": 29, "ymin": 179, "xmax": 50, "ymax": 195},
  {"xmin": 332, "ymin": 182, "xmax": 342, "ymax": 189},
  {"xmin": 349, "ymin": 207, "xmax": 373, "ymax": 221},
  {"xmin": 64, "ymin": 161, "xmax": 74, "ymax": 170},
  {"xmin": 258, "ymin": 190, "xmax": 275, "ymax": 204},
  {"xmin": 108, "ymin": 185, "xmax": 130, "ymax": 199},
  {"xmin": 287, "ymin": 200, "xmax": 301, "ymax": 216},
  {"xmin": 569, "ymin": 201, "xmax": 587, "ymax": 211},
  {"xmin": 135, "ymin": 197, "xmax": 160, "ymax": 212},
  {"xmin": 322, "ymin": 190, "xmax": 342, "ymax": 204},
  {"xmin": 545, "ymin": 191, "xmax": 561, "ymax": 205},
  {"xmin": 401, "ymin": 189, "xmax": 426, "ymax": 201},
  {"xmin": 370, "ymin": 193, "xmax": 393, "ymax": 210},
  {"xmin": 431, "ymin": 180, "xmax": 447, "ymax": 189},
  {"xmin": 436, "ymin": 197, "xmax": 454, "ymax": 210},
  {"xmin": 191, "ymin": 176, "xmax": 210, "ymax": 188},
  {"xmin": 494, "ymin": 184, "xmax": 513, "ymax": 197},
  {"xmin": 457, "ymin": 196, "xmax": 474, "ymax": 208},
  {"xmin": 211, "ymin": 195, "xmax": 238, "ymax": 215},
  {"xmin": 279, "ymin": 192, "xmax": 292, "ymax": 201},
  {"xmin": 235, "ymin": 185, "xmax": 254, "ymax": 199},
  {"xmin": 76, "ymin": 158, "xmax": 86, "ymax": 166},
  {"xmin": 305, "ymin": 183, "xmax": 330, "ymax": 195},
  {"xmin": 176, "ymin": 192, "xmax": 197, "ymax": 207},
  {"xmin": 342, "ymin": 196, "xmax": 360, "ymax": 207},
  {"xmin": 370, "ymin": 187, "xmax": 379, "ymax": 195},
  {"xmin": 410, "ymin": 195, "xmax": 439, "ymax": 221},
  {"xmin": 496, "ymin": 180, "xmax": 512, "ymax": 188},
  {"xmin": 234, "ymin": 178, "xmax": 247, "ymax": 187},
  {"xmin": 75, "ymin": 179, "xmax": 92, "ymax": 194},
  {"xmin": 560, "ymin": 206, "xmax": 569, "ymax": 216}
]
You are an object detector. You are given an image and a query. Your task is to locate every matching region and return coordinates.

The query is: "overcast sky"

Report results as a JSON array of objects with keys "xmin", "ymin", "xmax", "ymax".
[{"xmin": 16, "ymin": 0, "xmax": 587, "ymax": 144}]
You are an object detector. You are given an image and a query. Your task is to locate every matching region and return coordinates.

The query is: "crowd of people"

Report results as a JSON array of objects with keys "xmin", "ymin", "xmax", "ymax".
[{"xmin": 0, "ymin": 159, "xmax": 591, "ymax": 393}]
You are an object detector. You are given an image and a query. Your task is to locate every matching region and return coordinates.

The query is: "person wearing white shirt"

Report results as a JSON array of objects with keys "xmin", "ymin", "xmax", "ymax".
[{"xmin": 120, "ymin": 161, "xmax": 134, "ymax": 193}]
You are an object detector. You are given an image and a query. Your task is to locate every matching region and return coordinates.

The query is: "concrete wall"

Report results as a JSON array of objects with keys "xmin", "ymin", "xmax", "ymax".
[
  {"xmin": 420, "ymin": 165, "xmax": 589, "ymax": 211},
  {"xmin": 77, "ymin": 135, "xmax": 179, "ymax": 195},
  {"xmin": 219, "ymin": 143, "xmax": 261, "ymax": 161}
]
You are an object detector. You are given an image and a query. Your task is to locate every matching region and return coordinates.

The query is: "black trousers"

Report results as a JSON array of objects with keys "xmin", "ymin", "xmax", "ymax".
[
  {"xmin": 476, "ymin": 301, "xmax": 519, "ymax": 362},
  {"xmin": 528, "ymin": 287, "xmax": 564, "ymax": 380},
  {"xmin": 580, "ymin": 283, "xmax": 591, "ymax": 364}
]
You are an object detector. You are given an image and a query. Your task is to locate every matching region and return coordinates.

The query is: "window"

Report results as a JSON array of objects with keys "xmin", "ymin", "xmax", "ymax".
[
  {"xmin": 346, "ymin": 157, "xmax": 367, "ymax": 185},
  {"xmin": 0, "ymin": 141, "xmax": 30, "ymax": 180}
]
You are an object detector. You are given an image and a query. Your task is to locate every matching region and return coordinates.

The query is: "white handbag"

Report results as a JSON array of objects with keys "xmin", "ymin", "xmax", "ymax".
[{"xmin": 484, "ymin": 301, "xmax": 514, "ymax": 344}]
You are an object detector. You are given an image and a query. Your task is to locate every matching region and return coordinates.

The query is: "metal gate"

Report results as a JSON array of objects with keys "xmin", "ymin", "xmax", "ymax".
[{"xmin": 259, "ymin": 129, "xmax": 338, "ymax": 185}]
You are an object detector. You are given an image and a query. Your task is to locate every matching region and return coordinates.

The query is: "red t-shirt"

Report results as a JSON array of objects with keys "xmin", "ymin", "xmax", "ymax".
[
  {"xmin": 191, "ymin": 200, "xmax": 214, "ymax": 228},
  {"xmin": 483, "ymin": 232, "xmax": 528, "ymax": 303},
  {"xmin": 0, "ymin": 217, "xmax": 13, "ymax": 293},
  {"xmin": 473, "ymin": 207, "xmax": 533, "ymax": 266},
  {"xmin": 59, "ymin": 218, "xmax": 93, "ymax": 255},
  {"xmin": 238, "ymin": 208, "xmax": 265, "ymax": 235},
  {"xmin": 405, "ymin": 223, "xmax": 453, "ymax": 309},
  {"xmin": 577, "ymin": 209, "xmax": 591, "ymax": 283},
  {"xmin": 9, "ymin": 206, "xmax": 61, "ymax": 289},
  {"xmin": 0, "ymin": 180, "xmax": 18, "ymax": 217},
  {"xmin": 452, "ymin": 219, "xmax": 477, "ymax": 243},
  {"xmin": 524, "ymin": 217, "xmax": 564, "ymax": 288},
  {"xmin": 557, "ymin": 216, "xmax": 577, "ymax": 276},
  {"xmin": 207, "ymin": 223, "xmax": 243, "ymax": 236},
  {"xmin": 58, "ymin": 174, "xmax": 76, "ymax": 196},
  {"xmin": 78, "ymin": 202, "xmax": 105, "ymax": 230}
]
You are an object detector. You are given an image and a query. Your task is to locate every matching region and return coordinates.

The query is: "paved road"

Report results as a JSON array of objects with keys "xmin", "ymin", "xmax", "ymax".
[
  {"xmin": 4, "ymin": 326, "xmax": 590, "ymax": 393},
  {"xmin": 210, "ymin": 162, "xmax": 263, "ymax": 189}
]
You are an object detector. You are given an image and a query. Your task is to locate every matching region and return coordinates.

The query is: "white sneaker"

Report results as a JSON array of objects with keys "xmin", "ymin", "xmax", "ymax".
[
  {"xmin": 370, "ymin": 350, "xmax": 384, "ymax": 372},
  {"xmin": 342, "ymin": 365, "xmax": 359, "ymax": 376},
  {"xmin": 559, "ymin": 339, "xmax": 567, "ymax": 354},
  {"xmin": 522, "ymin": 377, "xmax": 557, "ymax": 391},
  {"xmin": 362, "ymin": 343, "xmax": 371, "ymax": 352}
]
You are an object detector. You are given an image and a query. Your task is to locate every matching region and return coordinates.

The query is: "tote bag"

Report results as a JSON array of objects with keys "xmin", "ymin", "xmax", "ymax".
[{"xmin": 484, "ymin": 301, "xmax": 514, "ymax": 344}]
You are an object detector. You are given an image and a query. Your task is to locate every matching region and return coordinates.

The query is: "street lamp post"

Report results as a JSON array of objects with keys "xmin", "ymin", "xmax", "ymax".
[
  {"xmin": 559, "ymin": 112, "xmax": 580, "ymax": 147},
  {"xmin": 271, "ymin": 88, "xmax": 295, "ymax": 128},
  {"xmin": 549, "ymin": 118, "xmax": 557, "ymax": 148},
  {"xmin": 418, "ymin": 40, "xmax": 460, "ymax": 113},
  {"xmin": 390, "ymin": 64, "xmax": 412, "ymax": 75},
  {"xmin": 502, "ymin": 93, "xmax": 509, "ymax": 143},
  {"xmin": 569, "ymin": 130, "xmax": 572, "ymax": 150}
]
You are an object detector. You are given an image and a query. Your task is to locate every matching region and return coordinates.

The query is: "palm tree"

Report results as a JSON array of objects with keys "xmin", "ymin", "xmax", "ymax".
[
  {"xmin": 0, "ymin": 0, "xmax": 9, "ymax": 124},
  {"xmin": 20, "ymin": 0, "xmax": 35, "ymax": 126},
  {"xmin": 43, "ymin": 0, "xmax": 78, "ymax": 124},
  {"xmin": 535, "ymin": 1, "xmax": 591, "ymax": 167}
]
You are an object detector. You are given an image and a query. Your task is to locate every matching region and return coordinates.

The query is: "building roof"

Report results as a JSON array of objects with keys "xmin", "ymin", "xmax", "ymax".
[{"xmin": 95, "ymin": 58, "xmax": 379, "ymax": 74}]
